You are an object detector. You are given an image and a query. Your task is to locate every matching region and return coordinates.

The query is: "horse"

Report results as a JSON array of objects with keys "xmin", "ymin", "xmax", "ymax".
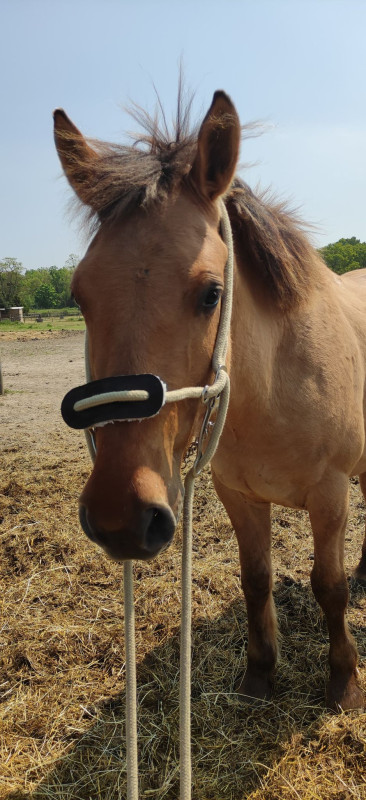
[{"xmin": 53, "ymin": 89, "xmax": 366, "ymax": 711}]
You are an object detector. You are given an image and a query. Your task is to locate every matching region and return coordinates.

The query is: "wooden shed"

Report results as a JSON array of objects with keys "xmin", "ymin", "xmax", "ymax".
[{"xmin": 0, "ymin": 307, "xmax": 24, "ymax": 322}]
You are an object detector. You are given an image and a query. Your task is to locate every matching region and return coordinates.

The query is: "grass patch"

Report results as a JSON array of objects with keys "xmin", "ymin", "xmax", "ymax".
[
  {"xmin": 0, "ymin": 318, "xmax": 85, "ymax": 332},
  {"xmin": 30, "ymin": 307, "xmax": 80, "ymax": 316}
]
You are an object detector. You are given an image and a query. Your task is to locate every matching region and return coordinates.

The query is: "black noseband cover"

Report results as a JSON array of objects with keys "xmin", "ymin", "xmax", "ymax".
[{"xmin": 61, "ymin": 374, "xmax": 165, "ymax": 430}]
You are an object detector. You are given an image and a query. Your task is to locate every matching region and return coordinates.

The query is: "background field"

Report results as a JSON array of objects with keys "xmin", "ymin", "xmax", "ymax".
[
  {"xmin": 0, "ymin": 330, "xmax": 365, "ymax": 799},
  {"xmin": 0, "ymin": 316, "xmax": 85, "ymax": 334}
]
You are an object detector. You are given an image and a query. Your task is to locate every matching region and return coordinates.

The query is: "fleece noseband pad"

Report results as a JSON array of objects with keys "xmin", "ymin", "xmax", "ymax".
[{"xmin": 61, "ymin": 374, "xmax": 165, "ymax": 430}]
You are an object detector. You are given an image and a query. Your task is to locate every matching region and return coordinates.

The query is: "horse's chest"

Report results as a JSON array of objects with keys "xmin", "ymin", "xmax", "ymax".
[{"xmin": 212, "ymin": 419, "xmax": 318, "ymax": 509}]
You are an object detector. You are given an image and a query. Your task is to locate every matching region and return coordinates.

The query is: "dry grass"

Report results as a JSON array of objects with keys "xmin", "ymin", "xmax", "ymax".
[{"xmin": 1, "ymin": 345, "xmax": 365, "ymax": 799}]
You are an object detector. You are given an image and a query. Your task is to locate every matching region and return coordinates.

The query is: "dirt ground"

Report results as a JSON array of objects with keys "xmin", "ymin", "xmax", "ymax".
[
  {"xmin": 0, "ymin": 330, "xmax": 87, "ymax": 452},
  {"xmin": 1, "ymin": 330, "xmax": 365, "ymax": 799}
]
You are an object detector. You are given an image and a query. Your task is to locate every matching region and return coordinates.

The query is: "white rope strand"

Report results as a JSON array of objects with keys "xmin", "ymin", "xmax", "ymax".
[
  {"xmin": 180, "ymin": 470, "xmax": 194, "ymax": 799},
  {"xmin": 178, "ymin": 200, "xmax": 233, "ymax": 800},
  {"xmin": 213, "ymin": 201, "xmax": 234, "ymax": 373},
  {"xmin": 124, "ymin": 561, "xmax": 139, "ymax": 800},
  {"xmin": 74, "ymin": 389, "xmax": 149, "ymax": 412}
]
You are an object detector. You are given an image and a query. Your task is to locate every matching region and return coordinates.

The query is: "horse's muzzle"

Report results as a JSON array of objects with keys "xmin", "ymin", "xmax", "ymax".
[{"xmin": 78, "ymin": 502, "xmax": 176, "ymax": 561}]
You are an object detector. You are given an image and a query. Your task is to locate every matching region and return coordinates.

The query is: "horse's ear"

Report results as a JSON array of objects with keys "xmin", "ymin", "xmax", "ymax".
[
  {"xmin": 190, "ymin": 91, "xmax": 240, "ymax": 201},
  {"xmin": 53, "ymin": 109, "xmax": 98, "ymax": 204}
]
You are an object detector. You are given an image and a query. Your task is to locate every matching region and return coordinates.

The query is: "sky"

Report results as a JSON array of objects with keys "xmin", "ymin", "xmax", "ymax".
[{"xmin": 1, "ymin": 0, "xmax": 366, "ymax": 270}]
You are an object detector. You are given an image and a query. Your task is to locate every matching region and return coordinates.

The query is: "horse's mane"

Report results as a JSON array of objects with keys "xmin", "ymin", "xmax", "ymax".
[
  {"xmin": 226, "ymin": 180, "xmax": 318, "ymax": 307},
  {"xmin": 71, "ymin": 89, "xmax": 319, "ymax": 309}
]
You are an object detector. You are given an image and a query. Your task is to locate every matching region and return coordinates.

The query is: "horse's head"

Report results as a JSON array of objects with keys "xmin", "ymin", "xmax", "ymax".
[{"xmin": 54, "ymin": 91, "xmax": 240, "ymax": 560}]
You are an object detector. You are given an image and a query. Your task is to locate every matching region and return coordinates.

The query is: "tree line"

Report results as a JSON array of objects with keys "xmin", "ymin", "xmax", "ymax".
[
  {"xmin": 1, "ymin": 238, "xmax": 366, "ymax": 311},
  {"xmin": 319, "ymin": 237, "xmax": 366, "ymax": 275},
  {"xmin": 0, "ymin": 255, "xmax": 79, "ymax": 312}
]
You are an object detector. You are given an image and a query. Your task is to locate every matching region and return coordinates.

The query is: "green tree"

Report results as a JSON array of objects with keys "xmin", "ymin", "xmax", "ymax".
[
  {"xmin": 49, "ymin": 266, "xmax": 75, "ymax": 307},
  {"xmin": 0, "ymin": 257, "xmax": 23, "ymax": 307},
  {"xmin": 20, "ymin": 262, "xmax": 77, "ymax": 310},
  {"xmin": 20, "ymin": 267, "xmax": 52, "ymax": 310},
  {"xmin": 34, "ymin": 282, "xmax": 58, "ymax": 309},
  {"xmin": 320, "ymin": 238, "xmax": 366, "ymax": 274}
]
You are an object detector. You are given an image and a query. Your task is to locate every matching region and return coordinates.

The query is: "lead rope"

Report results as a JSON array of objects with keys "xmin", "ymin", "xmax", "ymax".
[
  {"xmin": 84, "ymin": 200, "xmax": 234, "ymax": 800},
  {"xmin": 179, "ymin": 201, "xmax": 233, "ymax": 800}
]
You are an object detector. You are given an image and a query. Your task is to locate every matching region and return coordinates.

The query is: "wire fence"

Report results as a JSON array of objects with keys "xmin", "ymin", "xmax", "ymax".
[{"xmin": 25, "ymin": 309, "xmax": 81, "ymax": 319}]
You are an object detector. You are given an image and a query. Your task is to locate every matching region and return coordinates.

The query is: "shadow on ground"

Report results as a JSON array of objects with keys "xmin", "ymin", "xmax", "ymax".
[{"xmin": 7, "ymin": 575, "xmax": 366, "ymax": 800}]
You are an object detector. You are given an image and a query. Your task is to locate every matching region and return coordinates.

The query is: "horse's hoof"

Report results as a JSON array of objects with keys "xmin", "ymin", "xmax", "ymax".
[
  {"xmin": 236, "ymin": 671, "xmax": 273, "ymax": 703},
  {"xmin": 327, "ymin": 672, "xmax": 364, "ymax": 711}
]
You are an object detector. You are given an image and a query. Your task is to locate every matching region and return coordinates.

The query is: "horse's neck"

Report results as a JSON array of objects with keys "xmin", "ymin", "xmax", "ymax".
[{"xmin": 229, "ymin": 267, "xmax": 284, "ymax": 407}]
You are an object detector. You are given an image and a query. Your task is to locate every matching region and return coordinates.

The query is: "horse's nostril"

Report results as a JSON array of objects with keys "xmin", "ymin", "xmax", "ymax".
[
  {"xmin": 79, "ymin": 504, "xmax": 101, "ymax": 544},
  {"xmin": 143, "ymin": 504, "xmax": 176, "ymax": 553}
]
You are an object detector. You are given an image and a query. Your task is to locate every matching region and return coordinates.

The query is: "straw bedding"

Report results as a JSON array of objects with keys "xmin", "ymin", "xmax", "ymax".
[{"xmin": 0, "ymin": 331, "xmax": 365, "ymax": 799}]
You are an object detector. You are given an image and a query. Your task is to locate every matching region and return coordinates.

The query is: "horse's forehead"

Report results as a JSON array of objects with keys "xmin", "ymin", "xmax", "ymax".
[
  {"xmin": 121, "ymin": 209, "xmax": 206, "ymax": 262},
  {"xmin": 83, "ymin": 200, "xmax": 222, "ymax": 281}
]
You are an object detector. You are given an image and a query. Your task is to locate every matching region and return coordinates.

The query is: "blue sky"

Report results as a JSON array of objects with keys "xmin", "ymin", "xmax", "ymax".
[{"xmin": 1, "ymin": 0, "xmax": 366, "ymax": 270}]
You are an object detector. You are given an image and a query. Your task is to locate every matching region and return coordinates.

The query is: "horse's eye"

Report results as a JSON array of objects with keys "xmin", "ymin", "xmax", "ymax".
[{"xmin": 201, "ymin": 285, "xmax": 222, "ymax": 312}]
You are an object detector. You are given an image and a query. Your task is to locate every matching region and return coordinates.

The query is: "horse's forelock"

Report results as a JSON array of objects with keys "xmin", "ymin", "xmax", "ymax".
[{"xmin": 66, "ymin": 93, "xmax": 319, "ymax": 310}]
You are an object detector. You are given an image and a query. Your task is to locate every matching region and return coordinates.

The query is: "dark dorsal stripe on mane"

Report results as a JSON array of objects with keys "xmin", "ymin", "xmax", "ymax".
[{"xmin": 63, "ymin": 103, "xmax": 318, "ymax": 310}]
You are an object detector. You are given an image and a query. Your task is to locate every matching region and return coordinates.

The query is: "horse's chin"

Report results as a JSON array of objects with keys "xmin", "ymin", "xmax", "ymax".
[{"xmin": 102, "ymin": 537, "xmax": 173, "ymax": 563}]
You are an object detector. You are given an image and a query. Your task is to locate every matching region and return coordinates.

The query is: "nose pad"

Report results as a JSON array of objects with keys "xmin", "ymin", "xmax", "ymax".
[{"xmin": 78, "ymin": 502, "xmax": 176, "ymax": 560}]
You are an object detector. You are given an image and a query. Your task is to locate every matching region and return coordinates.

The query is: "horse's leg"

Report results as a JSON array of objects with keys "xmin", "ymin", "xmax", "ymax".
[
  {"xmin": 354, "ymin": 472, "xmax": 366, "ymax": 582},
  {"xmin": 308, "ymin": 474, "xmax": 364, "ymax": 710},
  {"xmin": 212, "ymin": 472, "xmax": 277, "ymax": 700}
]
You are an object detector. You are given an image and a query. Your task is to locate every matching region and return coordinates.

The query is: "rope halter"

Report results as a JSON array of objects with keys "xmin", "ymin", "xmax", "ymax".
[{"xmin": 60, "ymin": 199, "xmax": 234, "ymax": 800}]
